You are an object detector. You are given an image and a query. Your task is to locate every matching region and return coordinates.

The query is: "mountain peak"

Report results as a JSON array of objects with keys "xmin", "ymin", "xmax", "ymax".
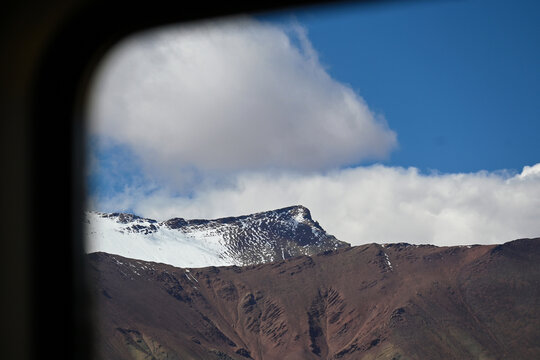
[
  {"xmin": 274, "ymin": 204, "xmax": 312, "ymax": 221},
  {"xmin": 85, "ymin": 206, "xmax": 349, "ymax": 268}
]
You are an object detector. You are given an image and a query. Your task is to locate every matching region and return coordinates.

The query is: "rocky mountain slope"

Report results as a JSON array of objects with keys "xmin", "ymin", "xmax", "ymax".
[
  {"xmin": 88, "ymin": 238, "xmax": 540, "ymax": 360},
  {"xmin": 85, "ymin": 205, "xmax": 349, "ymax": 267}
]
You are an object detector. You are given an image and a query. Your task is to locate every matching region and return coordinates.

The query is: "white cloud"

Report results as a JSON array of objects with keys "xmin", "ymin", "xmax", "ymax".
[
  {"xmin": 91, "ymin": 164, "xmax": 540, "ymax": 247},
  {"xmin": 87, "ymin": 17, "xmax": 397, "ymax": 187},
  {"xmin": 518, "ymin": 163, "xmax": 540, "ymax": 180}
]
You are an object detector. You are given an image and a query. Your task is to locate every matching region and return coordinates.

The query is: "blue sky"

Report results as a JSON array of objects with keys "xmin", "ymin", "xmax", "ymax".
[
  {"xmin": 260, "ymin": 0, "xmax": 540, "ymax": 173},
  {"xmin": 86, "ymin": 0, "xmax": 540, "ymax": 245}
]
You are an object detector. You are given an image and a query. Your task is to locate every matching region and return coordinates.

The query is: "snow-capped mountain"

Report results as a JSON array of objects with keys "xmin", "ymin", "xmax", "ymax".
[{"xmin": 85, "ymin": 205, "xmax": 349, "ymax": 268}]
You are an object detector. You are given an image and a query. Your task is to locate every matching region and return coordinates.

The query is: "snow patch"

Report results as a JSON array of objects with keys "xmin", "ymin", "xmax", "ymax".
[
  {"xmin": 384, "ymin": 252, "xmax": 393, "ymax": 271},
  {"xmin": 84, "ymin": 211, "xmax": 233, "ymax": 268}
]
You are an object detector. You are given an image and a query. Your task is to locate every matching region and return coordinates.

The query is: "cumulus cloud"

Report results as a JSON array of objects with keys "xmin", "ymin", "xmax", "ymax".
[
  {"xmin": 87, "ymin": 17, "xmax": 397, "ymax": 186},
  {"xmin": 90, "ymin": 164, "xmax": 540, "ymax": 247}
]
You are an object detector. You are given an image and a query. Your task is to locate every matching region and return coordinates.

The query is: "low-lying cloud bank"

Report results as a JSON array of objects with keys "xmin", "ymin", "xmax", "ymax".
[{"xmin": 90, "ymin": 163, "xmax": 540, "ymax": 247}]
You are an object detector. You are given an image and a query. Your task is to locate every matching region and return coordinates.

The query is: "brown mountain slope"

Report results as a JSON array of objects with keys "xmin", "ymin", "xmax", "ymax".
[{"xmin": 87, "ymin": 238, "xmax": 540, "ymax": 360}]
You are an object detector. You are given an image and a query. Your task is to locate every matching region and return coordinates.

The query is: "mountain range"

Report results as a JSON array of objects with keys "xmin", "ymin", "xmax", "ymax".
[
  {"xmin": 85, "ymin": 205, "xmax": 349, "ymax": 267},
  {"xmin": 86, "ymin": 206, "xmax": 540, "ymax": 359},
  {"xmin": 88, "ymin": 238, "xmax": 540, "ymax": 359}
]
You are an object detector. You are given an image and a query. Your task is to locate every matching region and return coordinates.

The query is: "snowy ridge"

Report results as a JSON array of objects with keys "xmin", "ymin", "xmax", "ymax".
[{"xmin": 85, "ymin": 205, "xmax": 349, "ymax": 268}]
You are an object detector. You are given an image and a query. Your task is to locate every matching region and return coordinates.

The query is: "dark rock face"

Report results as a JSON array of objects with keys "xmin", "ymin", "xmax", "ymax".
[{"xmin": 88, "ymin": 238, "xmax": 540, "ymax": 360}]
